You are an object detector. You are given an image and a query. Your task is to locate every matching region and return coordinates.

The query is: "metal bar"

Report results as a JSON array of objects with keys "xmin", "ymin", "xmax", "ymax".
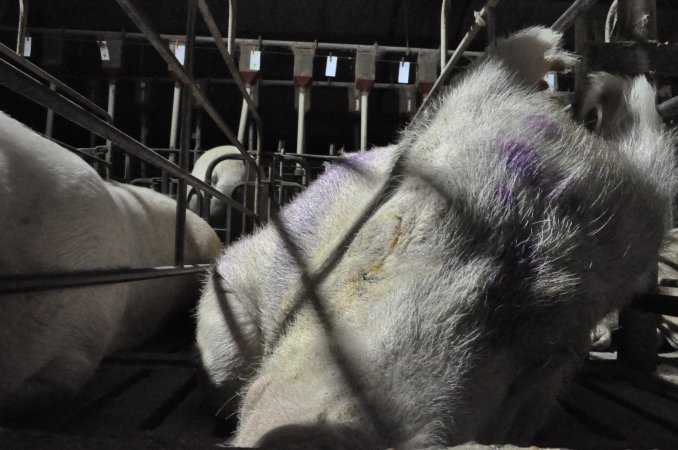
[
  {"xmin": 441, "ymin": 0, "xmax": 449, "ymax": 72},
  {"xmin": 227, "ymin": 0, "xmax": 235, "ymax": 54},
  {"xmin": 175, "ymin": 0, "xmax": 197, "ymax": 267},
  {"xmin": 196, "ymin": 0, "xmax": 261, "ymax": 127},
  {"xmin": 3, "ymin": 25, "xmax": 485, "ymax": 56},
  {"xmin": 237, "ymin": 85, "xmax": 250, "ymax": 143},
  {"xmin": 163, "ymin": 81, "xmax": 182, "ymax": 194},
  {"xmin": 658, "ymin": 95, "xmax": 678, "ymax": 120},
  {"xmin": 0, "ymin": 265, "xmax": 211, "ymax": 296},
  {"xmin": 105, "ymin": 77, "xmax": 117, "ymax": 165},
  {"xmin": 0, "ymin": 41, "xmax": 111, "ymax": 121},
  {"xmin": 360, "ymin": 91, "xmax": 368, "ymax": 150},
  {"xmin": 201, "ymin": 153, "xmax": 246, "ymax": 220},
  {"xmin": 45, "ymin": 81, "xmax": 55, "ymax": 137},
  {"xmin": 0, "ymin": 58, "xmax": 255, "ymax": 216},
  {"xmin": 296, "ymin": 87, "xmax": 306, "ymax": 155},
  {"xmin": 552, "ymin": 0, "xmax": 601, "ymax": 33},
  {"xmin": 16, "ymin": 0, "xmax": 28, "ymax": 55},
  {"xmin": 115, "ymin": 0, "xmax": 261, "ymax": 178},
  {"xmin": 414, "ymin": 0, "xmax": 499, "ymax": 120}
]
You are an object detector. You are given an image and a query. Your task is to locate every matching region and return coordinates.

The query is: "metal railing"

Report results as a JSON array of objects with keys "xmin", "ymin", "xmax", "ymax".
[{"xmin": 0, "ymin": 0, "xmax": 262, "ymax": 294}]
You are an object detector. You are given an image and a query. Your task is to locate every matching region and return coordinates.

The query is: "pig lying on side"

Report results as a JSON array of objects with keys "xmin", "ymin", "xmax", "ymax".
[
  {"xmin": 0, "ymin": 112, "xmax": 222, "ymax": 416},
  {"xmin": 187, "ymin": 145, "xmax": 247, "ymax": 222},
  {"xmin": 197, "ymin": 27, "xmax": 675, "ymax": 448}
]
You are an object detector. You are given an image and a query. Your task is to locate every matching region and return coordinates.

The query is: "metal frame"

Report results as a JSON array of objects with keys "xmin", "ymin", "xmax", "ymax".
[{"xmin": 0, "ymin": 0, "xmax": 261, "ymax": 294}]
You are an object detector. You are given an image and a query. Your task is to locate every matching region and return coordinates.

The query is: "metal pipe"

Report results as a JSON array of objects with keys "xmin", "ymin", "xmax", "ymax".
[
  {"xmin": 16, "ymin": 0, "xmax": 28, "ymax": 55},
  {"xmin": 552, "ymin": 0, "xmax": 601, "ymax": 33},
  {"xmin": 415, "ymin": 0, "xmax": 499, "ymax": 120},
  {"xmin": 45, "ymin": 81, "xmax": 55, "ymax": 137},
  {"xmin": 227, "ymin": 0, "xmax": 236, "ymax": 55},
  {"xmin": 163, "ymin": 81, "xmax": 182, "ymax": 194},
  {"xmin": 237, "ymin": 85, "xmax": 251, "ymax": 143},
  {"xmin": 175, "ymin": 0, "xmax": 197, "ymax": 267},
  {"xmin": 360, "ymin": 91, "xmax": 368, "ymax": 150},
  {"xmin": 197, "ymin": 0, "xmax": 262, "ymax": 140},
  {"xmin": 201, "ymin": 153, "xmax": 246, "ymax": 220},
  {"xmin": 115, "ymin": 0, "xmax": 261, "ymax": 178},
  {"xmin": 0, "ymin": 58, "xmax": 255, "ymax": 216},
  {"xmin": 105, "ymin": 77, "xmax": 117, "ymax": 166},
  {"xmin": 4, "ymin": 25, "xmax": 485, "ymax": 56},
  {"xmin": 0, "ymin": 265, "xmax": 211, "ymax": 296},
  {"xmin": 140, "ymin": 113, "xmax": 148, "ymax": 177},
  {"xmin": 0, "ymin": 42, "xmax": 111, "ymax": 121},
  {"xmin": 440, "ymin": 0, "xmax": 449, "ymax": 72},
  {"xmin": 296, "ymin": 87, "xmax": 305, "ymax": 155}
]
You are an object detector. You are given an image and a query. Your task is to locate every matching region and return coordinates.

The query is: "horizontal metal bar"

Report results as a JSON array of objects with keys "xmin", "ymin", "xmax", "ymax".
[
  {"xmin": 0, "ymin": 58, "xmax": 255, "ymax": 217},
  {"xmin": 658, "ymin": 95, "xmax": 678, "ymax": 120},
  {"xmin": 0, "ymin": 41, "xmax": 112, "ymax": 121},
  {"xmin": 0, "ymin": 25, "xmax": 483, "ymax": 57},
  {"xmin": 41, "ymin": 135, "xmax": 112, "ymax": 167},
  {"xmin": 0, "ymin": 265, "xmax": 212, "ymax": 295},
  {"xmin": 115, "ymin": 0, "xmax": 262, "ymax": 179}
]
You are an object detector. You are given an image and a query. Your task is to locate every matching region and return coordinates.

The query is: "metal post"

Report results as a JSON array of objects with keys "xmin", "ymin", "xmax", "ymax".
[
  {"xmin": 16, "ymin": 0, "xmax": 28, "ymax": 55},
  {"xmin": 227, "ymin": 0, "xmax": 236, "ymax": 55},
  {"xmin": 614, "ymin": 0, "xmax": 659, "ymax": 370},
  {"xmin": 296, "ymin": 87, "xmax": 306, "ymax": 155},
  {"xmin": 440, "ymin": 0, "xmax": 449, "ymax": 72},
  {"xmin": 163, "ymin": 81, "xmax": 182, "ymax": 194},
  {"xmin": 238, "ymin": 85, "xmax": 250, "ymax": 143},
  {"xmin": 105, "ymin": 76, "xmax": 116, "ymax": 171},
  {"xmin": 175, "ymin": 0, "xmax": 197, "ymax": 266},
  {"xmin": 360, "ymin": 91, "xmax": 368, "ymax": 150},
  {"xmin": 45, "ymin": 82, "xmax": 55, "ymax": 137}
]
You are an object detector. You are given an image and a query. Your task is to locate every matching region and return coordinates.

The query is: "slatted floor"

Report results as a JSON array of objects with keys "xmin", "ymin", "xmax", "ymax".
[{"xmin": 2, "ymin": 321, "xmax": 678, "ymax": 449}]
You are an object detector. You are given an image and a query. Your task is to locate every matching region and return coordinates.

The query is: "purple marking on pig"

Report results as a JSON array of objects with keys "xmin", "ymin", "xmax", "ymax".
[
  {"xmin": 501, "ymin": 140, "xmax": 541, "ymax": 185},
  {"xmin": 497, "ymin": 184, "xmax": 515, "ymax": 209},
  {"xmin": 526, "ymin": 115, "xmax": 554, "ymax": 135}
]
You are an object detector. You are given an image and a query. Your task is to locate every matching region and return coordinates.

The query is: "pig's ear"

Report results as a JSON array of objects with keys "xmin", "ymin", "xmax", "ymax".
[{"xmin": 577, "ymin": 72, "xmax": 627, "ymax": 138}]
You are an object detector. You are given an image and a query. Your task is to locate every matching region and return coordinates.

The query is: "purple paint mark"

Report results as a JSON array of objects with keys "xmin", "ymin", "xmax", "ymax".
[
  {"xmin": 526, "ymin": 115, "xmax": 554, "ymax": 134},
  {"xmin": 501, "ymin": 140, "xmax": 541, "ymax": 185}
]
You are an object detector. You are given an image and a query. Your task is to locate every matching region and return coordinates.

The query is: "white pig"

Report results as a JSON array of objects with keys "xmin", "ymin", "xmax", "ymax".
[
  {"xmin": 0, "ymin": 112, "xmax": 222, "ymax": 416},
  {"xmin": 196, "ymin": 27, "xmax": 675, "ymax": 448},
  {"xmin": 187, "ymin": 145, "xmax": 247, "ymax": 221}
]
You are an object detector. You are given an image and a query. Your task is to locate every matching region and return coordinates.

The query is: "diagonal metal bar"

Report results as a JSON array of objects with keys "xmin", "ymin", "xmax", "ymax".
[
  {"xmin": 115, "ymin": 0, "xmax": 262, "ymax": 179},
  {"xmin": 197, "ymin": 0, "xmax": 261, "ymax": 128},
  {"xmin": 0, "ymin": 58, "xmax": 254, "ymax": 217},
  {"xmin": 0, "ymin": 41, "xmax": 111, "ymax": 121},
  {"xmin": 0, "ymin": 265, "xmax": 211, "ymax": 295}
]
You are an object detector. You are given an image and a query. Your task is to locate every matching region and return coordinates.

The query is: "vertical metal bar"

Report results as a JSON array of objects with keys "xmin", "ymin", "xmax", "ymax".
[
  {"xmin": 296, "ymin": 87, "xmax": 306, "ymax": 156},
  {"xmin": 615, "ymin": 0, "xmax": 659, "ymax": 370},
  {"xmin": 237, "ymin": 85, "xmax": 250, "ymax": 143},
  {"xmin": 162, "ymin": 81, "xmax": 182, "ymax": 194},
  {"xmin": 16, "ymin": 0, "xmax": 28, "ymax": 55},
  {"xmin": 140, "ymin": 113, "xmax": 148, "ymax": 177},
  {"xmin": 360, "ymin": 94, "xmax": 367, "ymax": 150},
  {"xmin": 175, "ymin": 0, "xmax": 197, "ymax": 267},
  {"xmin": 486, "ymin": 4, "xmax": 496, "ymax": 47},
  {"xmin": 45, "ymin": 81, "xmax": 55, "ymax": 137},
  {"xmin": 105, "ymin": 77, "xmax": 117, "ymax": 171},
  {"xmin": 440, "ymin": 0, "xmax": 449, "ymax": 72},
  {"xmin": 227, "ymin": 0, "xmax": 236, "ymax": 55}
]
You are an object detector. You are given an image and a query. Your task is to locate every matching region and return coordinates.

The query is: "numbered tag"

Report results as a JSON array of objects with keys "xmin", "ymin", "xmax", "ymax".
[
  {"xmin": 97, "ymin": 40, "xmax": 110, "ymax": 61},
  {"xmin": 174, "ymin": 41, "xmax": 186, "ymax": 66},
  {"xmin": 398, "ymin": 61, "xmax": 410, "ymax": 84},
  {"xmin": 23, "ymin": 36, "xmax": 32, "ymax": 57},
  {"xmin": 325, "ymin": 55, "xmax": 337, "ymax": 77},
  {"xmin": 249, "ymin": 50, "xmax": 261, "ymax": 71}
]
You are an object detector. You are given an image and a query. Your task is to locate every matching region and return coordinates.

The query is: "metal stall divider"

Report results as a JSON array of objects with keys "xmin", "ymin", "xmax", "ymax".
[{"xmin": 0, "ymin": 0, "xmax": 259, "ymax": 294}]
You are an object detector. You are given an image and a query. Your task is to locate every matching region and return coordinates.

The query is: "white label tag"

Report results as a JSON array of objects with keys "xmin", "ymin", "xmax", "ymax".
[
  {"xmin": 249, "ymin": 50, "xmax": 261, "ymax": 71},
  {"xmin": 398, "ymin": 61, "xmax": 410, "ymax": 84},
  {"xmin": 23, "ymin": 36, "xmax": 32, "ymax": 57},
  {"xmin": 97, "ymin": 40, "xmax": 110, "ymax": 61},
  {"xmin": 325, "ymin": 55, "xmax": 337, "ymax": 77},
  {"xmin": 544, "ymin": 72, "xmax": 557, "ymax": 92},
  {"xmin": 174, "ymin": 41, "xmax": 186, "ymax": 66}
]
